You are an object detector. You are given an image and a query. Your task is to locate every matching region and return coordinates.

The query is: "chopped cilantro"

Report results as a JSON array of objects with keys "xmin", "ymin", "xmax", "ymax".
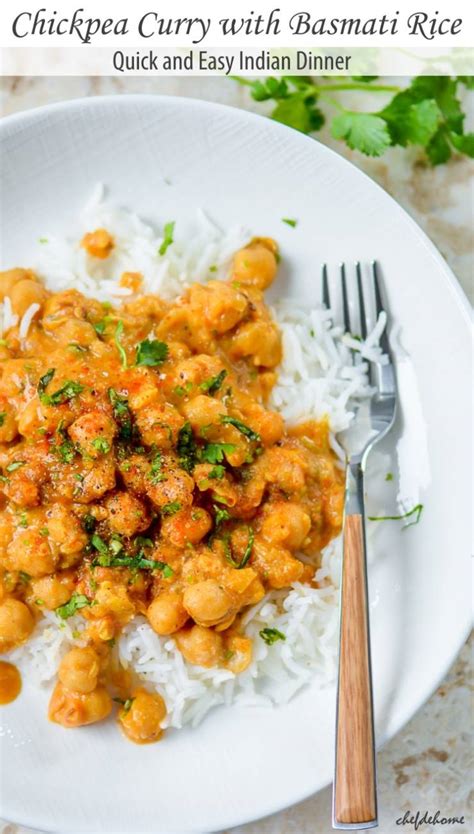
[
  {"xmin": 56, "ymin": 439, "xmax": 76, "ymax": 464},
  {"xmin": 39, "ymin": 527, "xmax": 49, "ymax": 537},
  {"xmin": 199, "ymin": 369, "xmax": 227, "ymax": 395},
  {"xmin": 18, "ymin": 571, "xmax": 31, "ymax": 584},
  {"xmin": 114, "ymin": 321, "xmax": 127, "ymax": 369},
  {"xmin": 91, "ymin": 437, "xmax": 111, "ymax": 455},
  {"xmin": 37, "ymin": 368, "xmax": 55, "ymax": 397},
  {"xmin": 82, "ymin": 514, "xmax": 97, "ymax": 533},
  {"xmin": 19, "ymin": 512, "xmax": 28, "ymax": 528},
  {"xmin": 114, "ymin": 696, "xmax": 135, "ymax": 713},
  {"xmin": 282, "ymin": 217, "xmax": 297, "ymax": 227},
  {"xmin": 91, "ymin": 533, "xmax": 109, "ymax": 557},
  {"xmin": 177, "ymin": 422, "xmax": 198, "ymax": 472},
  {"xmin": 0, "ymin": 412, "xmax": 6, "ymax": 427},
  {"xmin": 136, "ymin": 339, "xmax": 169, "ymax": 367},
  {"xmin": 208, "ymin": 465, "xmax": 225, "ymax": 480},
  {"xmin": 149, "ymin": 450, "xmax": 165, "ymax": 484},
  {"xmin": 220, "ymin": 415, "xmax": 261, "ymax": 442},
  {"xmin": 239, "ymin": 525, "xmax": 254, "ymax": 568},
  {"xmin": 213, "ymin": 504, "xmax": 231, "ymax": 528},
  {"xmin": 209, "ymin": 265, "xmax": 218, "ymax": 273},
  {"xmin": 161, "ymin": 501, "xmax": 182, "ymax": 516},
  {"xmin": 41, "ymin": 379, "xmax": 84, "ymax": 406},
  {"xmin": 200, "ymin": 442, "xmax": 236, "ymax": 464},
  {"xmin": 158, "ymin": 221, "xmax": 175, "ymax": 256},
  {"xmin": 368, "ymin": 503, "xmax": 423, "ymax": 528},
  {"xmin": 385, "ymin": 472, "xmax": 394, "ymax": 482},
  {"xmin": 56, "ymin": 592, "xmax": 93, "ymax": 620},
  {"xmin": 259, "ymin": 627, "xmax": 286, "ymax": 645},
  {"xmin": 108, "ymin": 388, "xmax": 133, "ymax": 441},
  {"xmin": 6, "ymin": 461, "xmax": 25, "ymax": 473},
  {"xmin": 174, "ymin": 382, "xmax": 193, "ymax": 398}
]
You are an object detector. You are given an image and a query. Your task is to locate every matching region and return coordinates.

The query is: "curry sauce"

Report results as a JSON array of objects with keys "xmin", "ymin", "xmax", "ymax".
[{"xmin": 0, "ymin": 235, "xmax": 344, "ymax": 742}]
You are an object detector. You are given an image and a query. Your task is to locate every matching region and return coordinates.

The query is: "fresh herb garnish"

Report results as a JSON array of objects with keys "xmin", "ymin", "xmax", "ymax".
[
  {"xmin": 40, "ymin": 379, "xmax": 84, "ymax": 406},
  {"xmin": 114, "ymin": 321, "xmax": 127, "ymax": 369},
  {"xmin": 56, "ymin": 439, "xmax": 76, "ymax": 464},
  {"xmin": 113, "ymin": 696, "xmax": 135, "ymax": 713},
  {"xmin": 200, "ymin": 442, "xmax": 236, "ymax": 464},
  {"xmin": 385, "ymin": 472, "xmax": 394, "ymax": 482},
  {"xmin": 199, "ymin": 369, "xmax": 227, "ymax": 395},
  {"xmin": 177, "ymin": 422, "xmax": 198, "ymax": 472},
  {"xmin": 173, "ymin": 382, "xmax": 193, "ymax": 398},
  {"xmin": 19, "ymin": 512, "xmax": 28, "ymax": 528},
  {"xmin": 91, "ymin": 437, "xmax": 111, "ymax": 455},
  {"xmin": 149, "ymin": 450, "xmax": 165, "ymax": 484},
  {"xmin": 161, "ymin": 501, "xmax": 182, "ymax": 516},
  {"xmin": 220, "ymin": 415, "xmax": 261, "ymax": 442},
  {"xmin": 233, "ymin": 75, "xmax": 474, "ymax": 165},
  {"xmin": 259, "ymin": 627, "xmax": 286, "ymax": 645},
  {"xmin": 368, "ymin": 503, "xmax": 423, "ymax": 528},
  {"xmin": 0, "ymin": 412, "xmax": 6, "ymax": 427},
  {"xmin": 158, "ymin": 221, "xmax": 175, "ymax": 256},
  {"xmin": 18, "ymin": 571, "xmax": 31, "ymax": 584},
  {"xmin": 37, "ymin": 368, "xmax": 56, "ymax": 397},
  {"xmin": 239, "ymin": 525, "xmax": 254, "ymax": 568},
  {"xmin": 56, "ymin": 592, "xmax": 93, "ymax": 620},
  {"xmin": 6, "ymin": 460, "xmax": 25, "ymax": 473},
  {"xmin": 91, "ymin": 533, "xmax": 109, "ymax": 557},
  {"xmin": 282, "ymin": 217, "xmax": 297, "ymax": 227},
  {"xmin": 222, "ymin": 525, "xmax": 254, "ymax": 569},
  {"xmin": 208, "ymin": 465, "xmax": 225, "ymax": 480},
  {"xmin": 108, "ymin": 388, "xmax": 133, "ymax": 441},
  {"xmin": 136, "ymin": 339, "xmax": 169, "ymax": 367},
  {"xmin": 214, "ymin": 505, "xmax": 231, "ymax": 528},
  {"xmin": 82, "ymin": 514, "xmax": 97, "ymax": 533}
]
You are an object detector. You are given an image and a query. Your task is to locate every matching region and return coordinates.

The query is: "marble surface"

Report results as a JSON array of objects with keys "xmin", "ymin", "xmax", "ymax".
[{"xmin": 0, "ymin": 76, "xmax": 472, "ymax": 834}]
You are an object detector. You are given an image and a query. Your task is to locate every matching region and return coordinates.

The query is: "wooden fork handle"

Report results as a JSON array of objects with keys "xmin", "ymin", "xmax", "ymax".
[{"xmin": 333, "ymin": 508, "xmax": 377, "ymax": 828}]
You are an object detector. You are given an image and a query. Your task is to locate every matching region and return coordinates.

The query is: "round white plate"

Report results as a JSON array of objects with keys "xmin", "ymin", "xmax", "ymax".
[{"xmin": 0, "ymin": 96, "xmax": 471, "ymax": 834}]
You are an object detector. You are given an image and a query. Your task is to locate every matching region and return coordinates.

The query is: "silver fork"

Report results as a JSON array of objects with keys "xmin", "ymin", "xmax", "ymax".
[{"xmin": 323, "ymin": 262, "xmax": 397, "ymax": 830}]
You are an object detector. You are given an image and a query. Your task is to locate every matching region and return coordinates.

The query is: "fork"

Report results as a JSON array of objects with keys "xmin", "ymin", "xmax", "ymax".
[{"xmin": 323, "ymin": 262, "xmax": 397, "ymax": 830}]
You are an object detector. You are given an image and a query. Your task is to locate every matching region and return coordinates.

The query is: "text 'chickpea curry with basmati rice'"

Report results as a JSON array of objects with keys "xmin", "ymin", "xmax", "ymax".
[{"xmin": 0, "ymin": 231, "xmax": 344, "ymax": 743}]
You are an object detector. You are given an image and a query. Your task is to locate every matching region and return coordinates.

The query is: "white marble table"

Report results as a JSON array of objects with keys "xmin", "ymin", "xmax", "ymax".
[{"xmin": 1, "ymin": 76, "xmax": 472, "ymax": 834}]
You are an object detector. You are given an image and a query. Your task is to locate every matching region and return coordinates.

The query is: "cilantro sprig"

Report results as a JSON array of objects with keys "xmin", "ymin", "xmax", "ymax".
[{"xmin": 233, "ymin": 75, "xmax": 474, "ymax": 164}]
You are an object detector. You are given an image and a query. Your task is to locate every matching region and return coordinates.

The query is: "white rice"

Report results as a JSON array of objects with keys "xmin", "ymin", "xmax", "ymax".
[{"xmin": 3, "ymin": 187, "xmax": 385, "ymax": 730}]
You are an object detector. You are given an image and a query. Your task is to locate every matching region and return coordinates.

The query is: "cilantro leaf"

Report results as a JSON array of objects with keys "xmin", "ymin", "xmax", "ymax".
[
  {"xmin": 158, "ymin": 221, "xmax": 175, "ymax": 256},
  {"xmin": 282, "ymin": 218, "xmax": 297, "ymax": 228},
  {"xmin": 208, "ymin": 465, "xmax": 225, "ymax": 480},
  {"xmin": 161, "ymin": 501, "xmax": 182, "ymax": 516},
  {"xmin": 0, "ymin": 412, "xmax": 6, "ymax": 427},
  {"xmin": 426, "ymin": 129, "xmax": 452, "ymax": 165},
  {"xmin": 213, "ymin": 504, "xmax": 231, "ymax": 527},
  {"xmin": 114, "ymin": 321, "xmax": 127, "ymax": 369},
  {"xmin": 91, "ymin": 437, "xmax": 111, "ymax": 455},
  {"xmin": 56, "ymin": 439, "xmax": 76, "ymax": 463},
  {"xmin": 220, "ymin": 415, "xmax": 261, "ymax": 442},
  {"xmin": 259, "ymin": 627, "xmax": 286, "ymax": 645},
  {"xmin": 6, "ymin": 461, "xmax": 25, "ymax": 473},
  {"xmin": 56, "ymin": 592, "xmax": 92, "ymax": 620},
  {"xmin": 37, "ymin": 368, "xmax": 55, "ymax": 397},
  {"xmin": 272, "ymin": 94, "xmax": 324, "ymax": 134},
  {"xmin": 199, "ymin": 369, "xmax": 227, "ymax": 395},
  {"xmin": 331, "ymin": 112, "xmax": 391, "ymax": 157},
  {"xmin": 368, "ymin": 503, "xmax": 423, "ymax": 528},
  {"xmin": 200, "ymin": 442, "xmax": 236, "ymax": 464},
  {"xmin": 40, "ymin": 379, "xmax": 84, "ymax": 406},
  {"xmin": 450, "ymin": 131, "xmax": 474, "ymax": 157},
  {"xmin": 177, "ymin": 422, "xmax": 198, "ymax": 472},
  {"xmin": 108, "ymin": 388, "xmax": 133, "ymax": 441},
  {"xmin": 136, "ymin": 339, "xmax": 169, "ymax": 367}
]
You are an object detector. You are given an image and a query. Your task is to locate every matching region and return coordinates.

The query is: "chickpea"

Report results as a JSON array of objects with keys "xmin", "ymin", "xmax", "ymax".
[
  {"xmin": 160, "ymin": 506, "xmax": 212, "ymax": 548},
  {"xmin": 188, "ymin": 281, "xmax": 248, "ymax": 333},
  {"xmin": 104, "ymin": 492, "xmax": 150, "ymax": 537},
  {"xmin": 135, "ymin": 402, "xmax": 184, "ymax": 448},
  {"xmin": 0, "ymin": 402, "xmax": 18, "ymax": 443},
  {"xmin": 81, "ymin": 228, "xmax": 114, "ymax": 259},
  {"xmin": 10, "ymin": 278, "xmax": 48, "ymax": 318},
  {"xmin": 67, "ymin": 411, "xmax": 116, "ymax": 459},
  {"xmin": 29, "ymin": 572, "xmax": 75, "ymax": 610},
  {"xmin": 0, "ymin": 598, "xmax": 34, "ymax": 652},
  {"xmin": 146, "ymin": 463, "xmax": 194, "ymax": 511},
  {"xmin": 58, "ymin": 647, "xmax": 101, "ymax": 694},
  {"xmin": 126, "ymin": 367, "xmax": 162, "ymax": 412},
  {"xmin": 6, "ymin": 528, "xmax": 59, "ymax": 578},
  {"xmin": 223, "ymin": 635, "xmax": 253, "ymax": 674},
  {"xmin": 252, "ymin": 538, "xmax": 304, "ymax": 589},
  {"xmin": 174, "ymin": 623, "xmax": 223, "ymax": 668},
  {"xmin": 261, "ymin": 502, "xmax": 311, "ymax": 550},
  {"xmin": 118, "ymin": 688, "xmax": 166, "ymax": 744},
  {"xmin": 147, "ymin": 592, "xmax": 188, "ymax": 636},
  {"xmin": 181, "ymin": 395, "xmax": 226, "ymax": 433},
  {"xmin": 230, "ymin": 321, "xmax": 282, "ymax": 367},
  {"xmin": 75, "ymin": 458, "xmax": 116, "ymax": 504},
  {"xmin": 172, "ymin": 354, "xmax": 224, "ymax": 390},
  {"xmin": 48, "ymin": 681, "xmax": 112, "ymax": 727},
  {"xmin": 46, "ymin": 504, "xmax": 88, "ymax": 556},
  {"xmin": 183, "ymin": 580, "xmax": 235, "ymax": 628},
  {"xmin": 232, "ymin": 241, "xmax": 278, "ymax": 290},
  {"xmin": 0, "ymin": 268, "xmax": 38, "ymax": 300}
]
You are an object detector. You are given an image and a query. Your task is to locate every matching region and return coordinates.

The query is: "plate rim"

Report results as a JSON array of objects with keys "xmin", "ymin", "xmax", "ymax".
[{"xmin": 0, "ymin": 93, "xmax": 472, "ymax": 834}]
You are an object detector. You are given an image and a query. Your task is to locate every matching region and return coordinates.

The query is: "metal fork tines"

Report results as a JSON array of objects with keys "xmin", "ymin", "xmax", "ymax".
[{"xmin": 323, "ymin": 262, "xmax": 398, "ymax": 830}]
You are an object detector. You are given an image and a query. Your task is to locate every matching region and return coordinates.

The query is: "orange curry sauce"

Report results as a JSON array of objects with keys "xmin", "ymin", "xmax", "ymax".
[{"xmin": 0, "ymin": 233, "xmax": 343, "ymax": 742}]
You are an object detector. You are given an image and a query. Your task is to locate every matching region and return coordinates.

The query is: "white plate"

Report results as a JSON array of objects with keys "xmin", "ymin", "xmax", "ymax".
[{"xmin": 0, "ymin": 96, "xmax": 471, "ymax": 834}]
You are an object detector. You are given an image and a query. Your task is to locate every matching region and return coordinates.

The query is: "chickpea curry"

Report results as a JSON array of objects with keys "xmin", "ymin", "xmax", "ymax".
[{"xmin": 0, "ymin": 233, "xmax": 344, "ymax": 744}]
